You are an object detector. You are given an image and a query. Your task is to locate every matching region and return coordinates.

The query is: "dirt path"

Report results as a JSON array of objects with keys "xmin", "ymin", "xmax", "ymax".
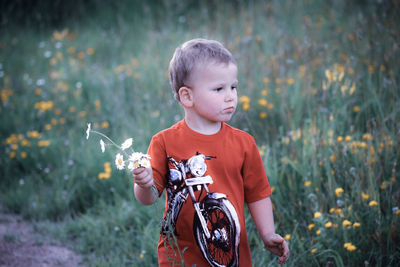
[{"xmin": 0, "ymin": 206, "xmax": 81, "ymax": 267}]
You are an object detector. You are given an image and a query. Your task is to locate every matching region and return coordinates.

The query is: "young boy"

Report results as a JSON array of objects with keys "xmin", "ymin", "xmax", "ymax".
[{"xmin": 133, "ymin": 38, "xmax": 289, "ymax": 266}]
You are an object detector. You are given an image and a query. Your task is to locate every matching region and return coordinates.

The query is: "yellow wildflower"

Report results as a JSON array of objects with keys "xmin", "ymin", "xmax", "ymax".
[
  {"xmin": 242, "ymin": 102, "xmax": 250, "ymax": 111},
  {"xmin": 353, "ymin": 106, "xmax": 360, "ymax": 112},
  {"xmin": 38, "ymin": 140, "xmax": 51, "ymax": 147},
  {"xmin": 95, "ymin": 100, "xmax": 101, "ymax": 111},
  {"xmin": 9, "ymin": 151, "xmax": 16, "ymax": 158},
  {"xmin": 258, "ymin": 99, "xmax": 267, "ymax": 106},
  {"xmin": 77, "ymin": 51, "xmax": 85, "ymax": 59},
  {"xmin": 316, "ymin": 229, "xmax": 321, "ymax": 235},
  {"xmin": 361, "ymin": 192, "xmax": 369, "ymax": 200},
  {"xmin": 27, "ymin": 131, "xmax": 41, "ymax": 138},
  {"xmin": 21, "ymin": 139, "xmax": 31, "ymax": 146},
  {"xmin": 259, "ymin": 112, "xmax": 267, "ymax": 119},
  {"xmin": 380, "ymin": 181, "xmax": 389, "ymax": 190},
  {"xmin": 308, "ymin": 224, "xmax": 315, "ymax": 231},
  {"xmin": 87, "ymin": 48, "xmax": 95, "ymax": 55},
  {"xmin": 368, "ymin": 65, "xmax": 374, "ymax": 74},
  {"xmin": 239, "ymin": 95, "xmax": 250, "ymax": 104},
  {"xmin": 275, "ymin": 88, "xmax": 281, "ymax": 94},
  {"xmin": 304, "ymin": 181, "xmax": 312, "ymax": 187},
  {"xmin": 101, "ymin": 121, "xmax": 109, "ymax": 129},
  {"xmin": 284, "ymin": 234, "xmax": 291, "ymax": 241},
  {"xmin": 314, "ymin": 212, "xmax": 322, "ymax": 219},
  {"xmin": 261, "ymin": 89, "xmax": 268, "ymax": 96},
  {"xmin": 362, "ymin": 133, "xmax": 372, "ymax": 141},
  {"xmin": 325, "ymin": 221, "xmax": 333, "ymax": 228},
  {"xmin": 263, "ymin": 77, "xmax": 270, "ymax": 83},
  {"xmin": 329, "ymin": 154, "xmax": 336, "ymax": 163},
  {"xmin": 353, "ymin": 222, "xmax": 361, "ymax": 228},
  {"xmin": 369, "ymin": 200, "xmax": 378, "ymax": 207},
  {"xmin": 311, "ymin": 248, "xmax": 317, "ymax": 254},
  {"xmin": 347, "ymin": 244, "xmax": 357, "ymax": 252},
  {"xmin": 21, "ymin": 152, "xmax": 27, "ymax": 159},
  {"xmin": 337, "ymin": 136, "xmax": 343, "ymax": 142},
  {"xmin": 334, "ymin": 208, "xmax": 343, "ymax": 215},
  {"xmin": 286, "ymin": 78, "xmax": 295, "ymax": 85},
  {"xmin": 325, "ymin": 69, "xmax": 333, "ymax": 82},
  {"xmin": 342, "ymin": 220, "xmax": 352, "ymax": 227},
  {"xmin": 335, "ymin": 187, "xmax": 344, "ymax": 196},
  {"xmin": 396, "ymin": 209, "xmax": 400, "ymax": 216}
]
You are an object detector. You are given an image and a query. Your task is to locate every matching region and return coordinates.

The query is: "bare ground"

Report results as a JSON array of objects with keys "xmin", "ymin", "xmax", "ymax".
[{"xmin": 0, "ymin": 206, "xmax": 81, "ymax": 267}]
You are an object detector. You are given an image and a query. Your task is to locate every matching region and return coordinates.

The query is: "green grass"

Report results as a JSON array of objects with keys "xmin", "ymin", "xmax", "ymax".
[{"xmin": 1, "ymin": 0, "xmax": 399, "ymax": 266}]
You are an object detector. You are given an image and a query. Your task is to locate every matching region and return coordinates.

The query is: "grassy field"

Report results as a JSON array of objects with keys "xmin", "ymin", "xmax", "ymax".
[{"xmin": 1, "ymin": 0, "xmax": 399, "ymax": 266}]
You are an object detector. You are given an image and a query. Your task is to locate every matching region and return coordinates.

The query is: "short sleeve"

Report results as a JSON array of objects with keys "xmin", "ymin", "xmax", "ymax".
[
  {"xmin": 147, "ymin": 134, "xmax": 168, "ymax": 195},
  {"xmin": 242, "ymin": 136, "xmax": 272, "ymax": 203}
]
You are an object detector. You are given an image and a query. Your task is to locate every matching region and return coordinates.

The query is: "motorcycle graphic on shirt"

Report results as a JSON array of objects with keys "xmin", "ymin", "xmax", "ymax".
[{"xmin": 161, "ymin": 153, "xmax": 241, "ymax": 267}]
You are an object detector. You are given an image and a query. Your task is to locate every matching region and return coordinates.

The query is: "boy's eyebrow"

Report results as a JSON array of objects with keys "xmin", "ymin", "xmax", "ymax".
[{"xmin": 214, "ymin": 80, "xmax": 239, "ymax": 87}]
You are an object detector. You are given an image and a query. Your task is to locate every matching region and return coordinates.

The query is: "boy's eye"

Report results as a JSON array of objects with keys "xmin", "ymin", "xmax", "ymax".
[
  {"xmin": 231, "ymin": 86, "xmax": 237, "ymax": 90},
  {"xmin": 215, "ymin": 87, "xmax": 223, "ymax": 92}
]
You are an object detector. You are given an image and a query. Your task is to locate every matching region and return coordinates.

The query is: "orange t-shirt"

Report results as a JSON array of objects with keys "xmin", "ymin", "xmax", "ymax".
[{"xmin": 148, "ymin": 120, "xmax": 272, "ymax": 266}]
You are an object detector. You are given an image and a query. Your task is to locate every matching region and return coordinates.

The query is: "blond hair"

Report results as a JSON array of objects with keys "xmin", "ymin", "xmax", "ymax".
[{"xmin": 169, "ymin": 38, "xmax": 236, "ymax": 101}]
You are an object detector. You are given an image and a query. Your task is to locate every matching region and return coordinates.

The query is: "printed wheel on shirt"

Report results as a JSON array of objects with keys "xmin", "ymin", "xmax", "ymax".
[{"xmin": 193, "ymin": 197, "xmax": 240, "ymax": 267}]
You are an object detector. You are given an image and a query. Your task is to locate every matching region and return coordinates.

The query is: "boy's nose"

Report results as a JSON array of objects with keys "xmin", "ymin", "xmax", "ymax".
[{"xmin": 225, "ymin": 90, "xmax": 236, "ymax": 101}]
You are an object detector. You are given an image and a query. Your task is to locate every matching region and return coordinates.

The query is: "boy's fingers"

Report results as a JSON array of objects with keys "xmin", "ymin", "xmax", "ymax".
[
  {"xmin": 278, "ymin": 241, "xmax": 289, "ymax": 265},
  {"xmin": 132, "ymin": 167, "xmax": 145, "ymax": 175},
  {"xmin": 270, "ymin": 234, "xmax": 284, "ymax": 244}
]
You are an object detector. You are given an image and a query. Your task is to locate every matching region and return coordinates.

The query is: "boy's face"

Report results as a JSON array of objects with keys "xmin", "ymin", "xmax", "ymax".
[{"xmin": 186, "ymin": 62, "xmax": 238, "ymax": 124}]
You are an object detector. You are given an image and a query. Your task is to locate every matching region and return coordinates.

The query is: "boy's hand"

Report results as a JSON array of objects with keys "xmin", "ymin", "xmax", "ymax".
[
  {"xmin": 132, "ymin": 167, "xmax": 154, "ymax": 189},
  {"xmin": 264, "ymin": 233, "xmax": 289, "ymax": 265}
]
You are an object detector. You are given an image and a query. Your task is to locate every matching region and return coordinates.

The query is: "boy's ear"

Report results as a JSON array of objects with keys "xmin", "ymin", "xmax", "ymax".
[{"xmin": 178, "ymin": 86, "xmax": 193, "ymax": 108}]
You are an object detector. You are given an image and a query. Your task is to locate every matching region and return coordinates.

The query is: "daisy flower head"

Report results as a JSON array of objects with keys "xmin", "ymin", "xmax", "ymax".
[
  {"xmin": 86, "ymin": 123, "xmax": 91, "ymax": 139},
  {"xmin": 121, "ymin": 138, "xmax": 133, "ymax": 150},
  {"xmin": 128, "ymin": 152, "xmax": 151, "ymax": 170},
  {"xmin": 115, "ymin": 153, "xmax": 125, "ymax": 170},
  {"xmin": 100, "ymin": 139, "xmax": 105, "ymax": 153}
]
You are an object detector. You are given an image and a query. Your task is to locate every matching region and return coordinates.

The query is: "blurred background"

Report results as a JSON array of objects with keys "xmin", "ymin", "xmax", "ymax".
[{"xmin": 0, "ymin": 0, "xmax": 399, "ymax": 266}]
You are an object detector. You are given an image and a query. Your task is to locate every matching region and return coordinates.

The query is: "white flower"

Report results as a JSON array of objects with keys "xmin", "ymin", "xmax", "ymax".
[
  {"xmin": 121, "ymin": 138, "xmax": 133, "ymax": 150},
  {"xmin": 129, "ymin": 152, "xmax": 149, "ymax": 162},
  {"xmin": 128, "ymin": 152, "xmax": 151, "ymax": 170},
  {"xmin": 127, "ymin": 161, "xmax": 135, "ymax": 171},
  {"xmin": 139, "ymin": 157, "xmax": 151, "ymax": 168},
  {"xmin": 100, "ymin": 139, "xmax": 105, "ymax": 153},
  {"xmin": 86, "ymin": 123, "xmax": 91, "ymax": 139},
  {"xmin": 115, "ymin": 153, "xmax": 125, "ymax": 170}
]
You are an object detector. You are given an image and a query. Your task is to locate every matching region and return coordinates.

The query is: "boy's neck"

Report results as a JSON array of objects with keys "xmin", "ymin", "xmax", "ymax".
[{"xmin": 184, "ymin": 116, "xmax": 222, "ymax": 135}]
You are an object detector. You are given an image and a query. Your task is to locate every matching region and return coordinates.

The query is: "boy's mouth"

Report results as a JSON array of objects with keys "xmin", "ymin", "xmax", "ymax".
[{"xmin": 224, "ymin": 107, "xmax": 235, "ymax": 113}]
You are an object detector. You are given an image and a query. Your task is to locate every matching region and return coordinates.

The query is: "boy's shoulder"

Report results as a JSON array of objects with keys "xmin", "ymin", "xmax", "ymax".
[{"xmin": 223, "ymin": 123, "xmax": 255, "ymax": 141}]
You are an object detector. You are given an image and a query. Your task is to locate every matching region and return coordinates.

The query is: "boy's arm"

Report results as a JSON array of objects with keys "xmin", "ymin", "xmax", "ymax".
[
  {"xmin": 133, "ymin": 167, "xmax": 158, "ymax": 205},
  {"xmin": 248, "ymin": 196, "xmax": 289, "ymax": 265}
]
